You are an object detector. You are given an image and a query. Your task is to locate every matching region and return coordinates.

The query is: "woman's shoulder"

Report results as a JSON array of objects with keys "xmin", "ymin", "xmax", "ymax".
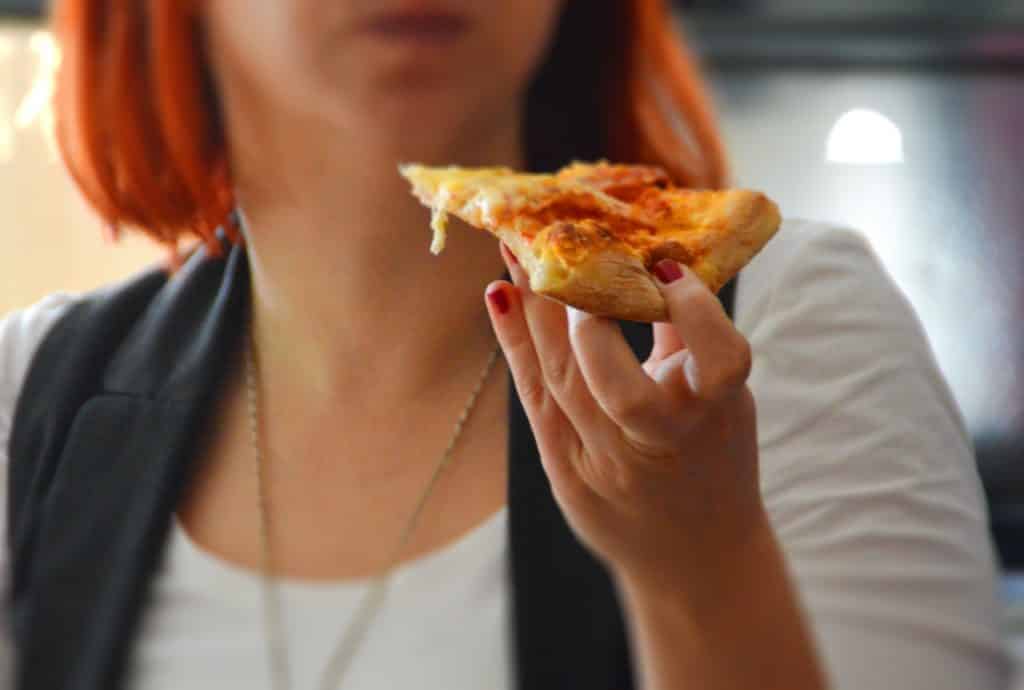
[
  {"xmin": 1, "ymin": 294, "xmax": 83, "ymax": 387},
  {"xmin": 733, "ymin": 217, "xmax": 938, "ymax": 366},
  {"xmin": 736, "ymin": 222, "xmax": 1011, "ymax": 688},
  {"xmin": 1, "ymin": 292, "xmax": 82, "ymax": 342},
  {"xmin": 0, "ymin": 293, "xmax": 83, "ymax": 463},
  {"xmin": 734, "ymin": 218, "xmax": 895, "ymax": 322},
  {"xmin": 734, "ymin": 217, "xmax": 960, "ymax": 460}
]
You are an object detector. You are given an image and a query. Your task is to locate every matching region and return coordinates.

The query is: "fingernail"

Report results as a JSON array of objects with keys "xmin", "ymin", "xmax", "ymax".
[
  {"xmin": 502, "ymin": 243, "xmax": 519, "ymax": 265},
  {"xmin": 653, "ymin": 259, "xmax": 684, "ymax": 284},
  {"xmin": 487, "ymin": 285, "xmax": 510, "ymax": 315}
]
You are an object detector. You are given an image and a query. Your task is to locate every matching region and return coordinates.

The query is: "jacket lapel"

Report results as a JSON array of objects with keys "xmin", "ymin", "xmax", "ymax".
[{"xmin": 13, "ymin": 247, "xmax": 249, "ymax": 690}]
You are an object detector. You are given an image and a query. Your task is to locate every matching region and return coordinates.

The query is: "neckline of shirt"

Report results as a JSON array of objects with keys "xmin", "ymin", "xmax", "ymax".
[{"xmin": 164, "ymin": 507, "xmax": 509, "ymax": 608}]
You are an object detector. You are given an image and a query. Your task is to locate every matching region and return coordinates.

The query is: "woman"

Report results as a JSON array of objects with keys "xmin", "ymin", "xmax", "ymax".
[{"xmin": 0, "ymin": 0, "xmax": 1010, "ymax": 689}]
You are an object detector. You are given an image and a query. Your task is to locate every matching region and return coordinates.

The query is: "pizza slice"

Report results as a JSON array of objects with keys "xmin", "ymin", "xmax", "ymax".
[{"xmin": 400, "ymin": 161, "xmax": 781, "ymax": 322}]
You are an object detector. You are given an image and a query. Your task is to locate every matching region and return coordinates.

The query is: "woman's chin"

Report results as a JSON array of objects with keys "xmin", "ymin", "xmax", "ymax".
[
  {"xmin": 382, "ymin": 133, "xmax": 477, "ymax": 169},
  {"xmin": 340, "ymin": 101, "xmax": 515, "ymax": 167}
]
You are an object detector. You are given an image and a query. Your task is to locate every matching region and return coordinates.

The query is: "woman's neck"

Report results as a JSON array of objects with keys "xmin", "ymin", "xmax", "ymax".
[{"xmin": 233, "ymin": 111, "xmax": 521, "ymax": 407}]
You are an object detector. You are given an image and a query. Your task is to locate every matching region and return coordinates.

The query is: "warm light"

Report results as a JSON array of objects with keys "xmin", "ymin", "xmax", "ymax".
[
  {"xmin": 0, "ymin": 31, "xmax": 60, "ymax": 165},
  {"xmin": 826, "ymin": 108, "xmax": 905, "ymax": 165},
  {"xmin": 14, "ymin": 31, "xmax": 60, "ymax": 159},
  {"xmin": 0, "ymin": 35, "xmax": 14, "ymax": 164}
]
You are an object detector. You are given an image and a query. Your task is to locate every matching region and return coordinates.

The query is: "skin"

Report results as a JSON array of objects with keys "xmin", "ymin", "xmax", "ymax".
[
  {"xmin": 180, "ymin": 1, "xmax": 827, "ymax": 688},
  {"xmin": 489, "ymin": 247, "xmax": 826, "ymax": 689}
]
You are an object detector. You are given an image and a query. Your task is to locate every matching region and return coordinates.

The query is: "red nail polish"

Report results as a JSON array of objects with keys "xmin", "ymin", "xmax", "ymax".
[
  {"xmin": 487, "ymin": 286, "xmax": 510, "ymax": 314},
  {"xmin": 653, "ymin": 259, "xmax": 684, "ymax": 284},
  {"xmin": 502, "ymin": 243, "xmax": 519, "ymax": 265}
]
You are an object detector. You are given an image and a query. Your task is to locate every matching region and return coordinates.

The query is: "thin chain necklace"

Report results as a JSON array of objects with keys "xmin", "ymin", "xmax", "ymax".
[{"xmin": 244, "ymin": 321, "xmax": 501, "ymax": 690}]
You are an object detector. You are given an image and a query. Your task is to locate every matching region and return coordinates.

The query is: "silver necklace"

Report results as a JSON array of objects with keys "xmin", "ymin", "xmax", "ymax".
[{"xmin": 244, "ymin": 322, "xmax": 501, "ymax": 690}]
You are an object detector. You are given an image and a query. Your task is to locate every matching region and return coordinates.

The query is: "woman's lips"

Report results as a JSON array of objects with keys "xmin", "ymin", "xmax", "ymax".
[{"xmin": 360, "ymin": 10, "xmax": 471, "ymax": 43}]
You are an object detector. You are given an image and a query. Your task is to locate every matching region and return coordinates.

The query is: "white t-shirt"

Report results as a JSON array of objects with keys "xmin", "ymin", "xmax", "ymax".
[{"xmin": 0, "ymin": 221, "xmax": 1013, "ymax": 689}]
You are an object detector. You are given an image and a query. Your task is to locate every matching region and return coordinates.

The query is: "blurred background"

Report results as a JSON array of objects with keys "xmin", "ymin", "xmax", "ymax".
[
  {"xmin": 1, "ymin": 0, "xmax": 1023, "ymax": 653},
  {"xmin": 676, "ymin": 0, "xmax": 1024, "ymax": 658},
  {"xmin": 679, "ymin": 0, "xmax": 1024, "ymax": 553}
]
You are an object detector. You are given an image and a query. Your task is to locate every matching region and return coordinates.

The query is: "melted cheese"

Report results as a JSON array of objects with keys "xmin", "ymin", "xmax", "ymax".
[
  {"xmin": 401, "ymin": 162, "xmax": 770, "ymax": 270},
  {"xmin": 429, "ymin": 206, "xmax": 449, "ymax": 255},
  {"xmin": 402, "ymin": 164, "xmax": 523, "ymax": 254},
  {"xmin": 462, "ymin": 186, "xmax": 506, "ymax": 226}
]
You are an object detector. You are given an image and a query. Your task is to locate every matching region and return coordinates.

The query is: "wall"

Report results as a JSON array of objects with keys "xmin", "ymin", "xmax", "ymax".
[{"xmin": 0, "ymin": 21, "xmax": 163, "ymax": 317}]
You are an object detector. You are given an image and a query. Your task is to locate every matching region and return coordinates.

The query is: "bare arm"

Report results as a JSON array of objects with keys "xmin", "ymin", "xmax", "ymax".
[{"xmin": 616, "ymin": 517, "xmax": 826, "ymax": 690}]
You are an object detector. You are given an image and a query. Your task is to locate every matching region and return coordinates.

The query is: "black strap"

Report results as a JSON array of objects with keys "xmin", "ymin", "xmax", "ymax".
[
  {"xmin": 720, "ymin": 277, "xmax": 738, "ymax": 322},
  {"xmin": 508, "ymin": 387, "xmax": 635, "ymax": 689}
]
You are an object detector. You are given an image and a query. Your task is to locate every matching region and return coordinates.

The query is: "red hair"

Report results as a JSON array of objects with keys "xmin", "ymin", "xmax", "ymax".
[{"xmin": 51, "ymin": 0, "xmax": 727, "ymax": 254}]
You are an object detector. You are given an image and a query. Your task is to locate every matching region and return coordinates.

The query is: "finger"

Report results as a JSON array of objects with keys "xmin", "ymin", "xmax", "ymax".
[
  {"xmin": 652, "ymin": 260, "xmax": 752, "ymax": 403},
  {"xmin": 566, "ymin": 307, "xmax": 672, "ymax": 439},
  {"xmin": 644, "ymin": 347, "xmax": 696, "ymax": 403},
  {"xmin": 503, "ymin": 266, "xmax": 615, "ymax": 453},
  {"xmin": 648, "ymin": 322, "xmax": 685, "ymax": 364},
  {"xmin": 484, "ymin": 282, "xmax": 583, "ymax": 494},
  {"xmin": 500, "ymin": 242, "xmax": 529, "ymax": 290}
]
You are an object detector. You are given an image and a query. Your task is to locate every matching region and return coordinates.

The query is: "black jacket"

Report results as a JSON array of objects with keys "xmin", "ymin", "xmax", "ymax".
[{"xmin": 6, "ymin": 244, "xmax": 734, "ymax": 690}]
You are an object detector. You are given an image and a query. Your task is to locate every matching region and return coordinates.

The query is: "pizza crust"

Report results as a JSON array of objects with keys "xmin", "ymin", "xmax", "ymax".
[
  {"xmin": 679, "ymin": 189, "xmax": 782, "ymax": 293},
  {"xmin": 500, "ymin": 190, "xmax": 778, "ymax": 322},
  {"xmin": 538, "ymin": 249, "xmax": 667, "ymax": 322}
]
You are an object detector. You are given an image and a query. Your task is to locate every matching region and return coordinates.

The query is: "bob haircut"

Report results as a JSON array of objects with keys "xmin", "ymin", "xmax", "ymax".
[{"xmin": 51, "ymin": 0, "xmax": 728, "ymax": 254}]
